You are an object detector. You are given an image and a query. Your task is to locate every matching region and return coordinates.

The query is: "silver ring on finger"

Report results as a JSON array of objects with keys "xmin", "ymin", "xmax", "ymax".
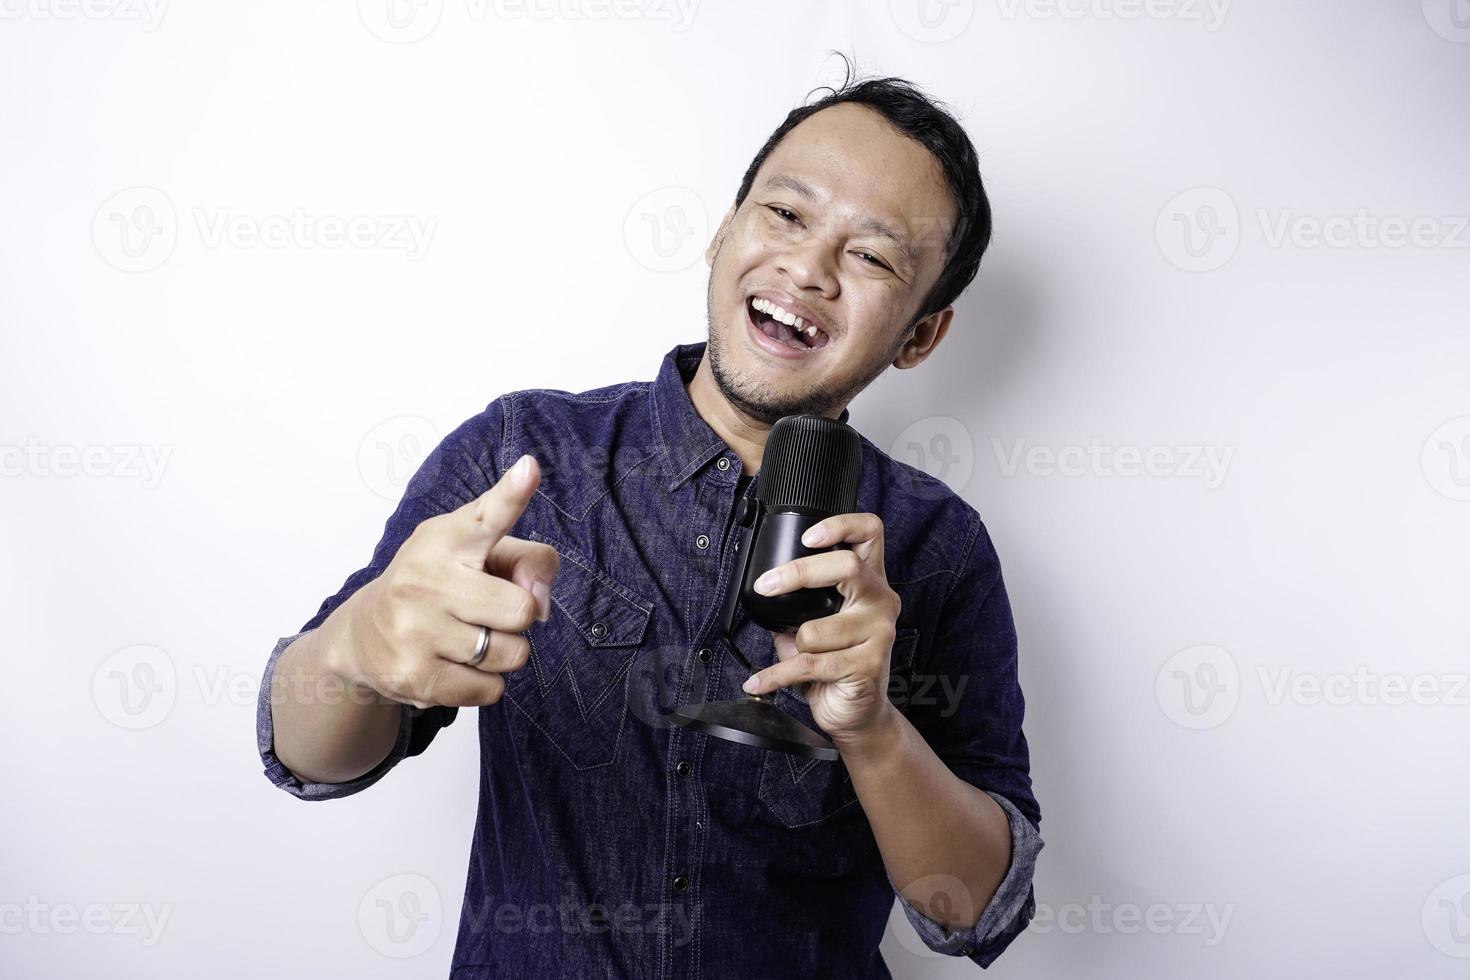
[{"xmin": 467, "ymin": 625, "xmax": 491, "ymax": 668}]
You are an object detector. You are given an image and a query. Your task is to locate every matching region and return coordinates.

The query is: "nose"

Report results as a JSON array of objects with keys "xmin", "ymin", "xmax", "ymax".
[{"xmin": 775, "ymin": 232, "xmax": 839, "ymax": 299}]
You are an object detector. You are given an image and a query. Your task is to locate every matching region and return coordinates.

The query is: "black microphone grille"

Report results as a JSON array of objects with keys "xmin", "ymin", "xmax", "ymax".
[{"xmin": 757, "ymin": 414, "xmax": 863, "ymax": 514}]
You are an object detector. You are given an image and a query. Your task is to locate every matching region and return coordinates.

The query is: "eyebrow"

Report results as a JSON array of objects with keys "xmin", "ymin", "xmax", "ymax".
[{"xmin": 759, "ymin": 173, "xmax": 919, "ymax": 273}]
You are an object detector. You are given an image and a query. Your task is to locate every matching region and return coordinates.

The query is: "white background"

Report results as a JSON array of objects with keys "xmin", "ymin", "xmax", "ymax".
[{"xmin": 3, "ymin": 1, "xmax": 1468, "ymax": 977}]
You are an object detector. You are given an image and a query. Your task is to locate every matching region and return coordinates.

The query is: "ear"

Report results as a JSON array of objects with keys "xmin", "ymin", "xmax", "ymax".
[
  {"xmin": 705, "ymin": 203, "xmax": 737, "ymax": 267},
  {"xmin": 891, "ymin": 306, "xmax": 953, "ymax": 369}
]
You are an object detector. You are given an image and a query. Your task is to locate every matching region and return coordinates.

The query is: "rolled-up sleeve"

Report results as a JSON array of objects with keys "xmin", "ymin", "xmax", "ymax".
[
  {"xmin": 257, "ymin": 630, "xmax": 432, "ymax": 800},
  {"xmin": 895, "ymin": 505, "xmax": 1044, "ymax": 967},
  {"xmin": 892, "ymin": 790, "xmax": 1043, "ymax": 965},
  {"xmin": 256, "ymin": 397, "xmax": 508, "ymax": 800}
]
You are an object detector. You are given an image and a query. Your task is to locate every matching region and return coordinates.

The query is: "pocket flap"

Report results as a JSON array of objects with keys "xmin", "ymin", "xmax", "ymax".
[{"xmin": 531, "ymin": 532, "xmax": 653, "ymax": 648}]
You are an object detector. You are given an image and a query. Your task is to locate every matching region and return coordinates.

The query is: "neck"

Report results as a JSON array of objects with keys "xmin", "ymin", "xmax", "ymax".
[
  {"xmin": 686, "ymin": 352, "xmax": 847, "ymax": 473},
  {"xmin": 686, "ymin": 354, "xmax": 769, "ymax": 472}
]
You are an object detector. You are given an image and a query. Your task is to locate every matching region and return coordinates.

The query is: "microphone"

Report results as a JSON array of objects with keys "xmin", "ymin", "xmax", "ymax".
[
  {"xmin": 669, "ymin": 414, "xmax": 863, "ymax": 760},
  {"xmin": 736, "ymin": 414, "xmax": 862, "ymax": 632}
]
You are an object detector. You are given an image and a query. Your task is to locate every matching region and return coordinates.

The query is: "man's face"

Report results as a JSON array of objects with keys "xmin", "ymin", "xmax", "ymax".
[{"xmin": 703, "ymin": 102, "xmax": 957, "ymax": 424}]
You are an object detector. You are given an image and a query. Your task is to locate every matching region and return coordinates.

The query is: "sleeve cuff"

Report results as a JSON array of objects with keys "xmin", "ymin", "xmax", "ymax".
[
  {"xmin": 891, "ymin": 790, "xmax": 1044, "ymax": 963},
  {"xmin": 255, "ymin": 631, "xmax": 417, "ymax": 801}
]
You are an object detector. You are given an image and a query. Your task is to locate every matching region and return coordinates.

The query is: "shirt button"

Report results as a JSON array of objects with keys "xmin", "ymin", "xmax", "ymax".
[
  {"xmin": 675, "ymin": 761, "xmax": 692, "ymax": 777},
  {"xmin": 696, "ymin": 533, "xmax": 710, "ymax": 549},
  {"xmin": 696, "ymin": 647, "xmax": 713, "ymax": 664},
  {"xmin": 672, "ymin": 875, "xmax": 690, "ymax": 893},
  {"xmin": 959, "ymin": 943, "xmax": 974, "ymax": 956},
  {"xmin": 716, "ymin": 456, "xmax": 730, "ymax": 471},
  {"xmin": 590, "ymin": 622, "xmax": 608, "ymax": 639}
]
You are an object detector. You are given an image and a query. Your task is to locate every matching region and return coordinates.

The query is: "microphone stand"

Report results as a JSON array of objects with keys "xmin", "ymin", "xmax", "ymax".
[{"xmin": 668, "ymin": 473, "xmax": 841, "ymax": 762}]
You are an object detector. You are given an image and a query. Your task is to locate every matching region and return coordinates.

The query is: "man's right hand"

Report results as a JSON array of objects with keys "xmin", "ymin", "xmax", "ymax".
[{"xmin": 336, "ymin": 453, "xmax": 558, "ymax": 709}]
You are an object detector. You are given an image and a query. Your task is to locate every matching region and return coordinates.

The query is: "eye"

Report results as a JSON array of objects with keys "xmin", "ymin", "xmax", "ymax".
[
  {"xmin": 854, "ymin": 250, "xmax": 891, "ymax": 271},
  {"xmin": 766, "ymin": 205, "xmax": 799, "ymax": 223}
]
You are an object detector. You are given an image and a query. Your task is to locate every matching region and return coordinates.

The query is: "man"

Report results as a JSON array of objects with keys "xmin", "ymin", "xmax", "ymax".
[{"xmin": 258, "ymin": 67, "xmax": 1043, "ymax": 977}]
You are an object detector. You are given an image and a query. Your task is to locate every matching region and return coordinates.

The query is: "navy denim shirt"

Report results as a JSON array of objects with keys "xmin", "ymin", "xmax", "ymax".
[{"xmin": 257, "ymin": 341, "xmax": 1043, "ymax": 977}]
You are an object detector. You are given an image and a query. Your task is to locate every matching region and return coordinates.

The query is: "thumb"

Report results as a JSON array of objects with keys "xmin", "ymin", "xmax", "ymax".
[{"xmin": 449, "ymin": 453, "xmax": 540, "ymax": 560}]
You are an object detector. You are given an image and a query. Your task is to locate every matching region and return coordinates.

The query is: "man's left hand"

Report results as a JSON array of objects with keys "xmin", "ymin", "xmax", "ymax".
[{"xmin": 742, "ymin": 511, "xmax": 902, "ymax": 744}]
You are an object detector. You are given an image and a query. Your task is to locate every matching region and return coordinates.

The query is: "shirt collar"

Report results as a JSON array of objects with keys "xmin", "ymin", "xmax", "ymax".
[{"xmin": 650, "ymin": 340, "xmax": 851, "ymax": 492}]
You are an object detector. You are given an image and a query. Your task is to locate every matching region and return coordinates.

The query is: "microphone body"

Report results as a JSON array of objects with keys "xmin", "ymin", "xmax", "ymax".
[
  {"xmin": 726, "ymin": 414, "xmax": 863, "ymax": 634},
  {"xmin": 738, "ymin": 505, "xmax": 843, "ymax": 632}
]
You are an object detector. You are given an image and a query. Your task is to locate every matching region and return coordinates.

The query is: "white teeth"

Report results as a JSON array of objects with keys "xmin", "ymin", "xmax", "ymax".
[{"xmin": 751, "ymin": 297, "xmax": 824, "ymax": 339}]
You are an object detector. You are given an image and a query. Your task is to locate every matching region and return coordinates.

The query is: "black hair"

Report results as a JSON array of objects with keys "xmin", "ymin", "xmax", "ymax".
[{"xmin": 733, "ymin": 53, "xmax": 992, "ymax": 335}]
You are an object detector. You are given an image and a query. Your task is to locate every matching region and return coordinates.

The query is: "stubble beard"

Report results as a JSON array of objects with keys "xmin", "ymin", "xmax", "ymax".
[{"xmin": 704, "ymin": 296, "xmax": 906, "ymax": 427}]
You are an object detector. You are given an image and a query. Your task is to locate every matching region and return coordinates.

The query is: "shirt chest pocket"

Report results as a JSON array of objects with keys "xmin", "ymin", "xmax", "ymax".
[
  {"xmin": 757, "ymin": 627, "xmax": 920, "ymax": 828},
  {"xmin": 502, "ymin": 532, "xmax": 654, "ymax": 770}
]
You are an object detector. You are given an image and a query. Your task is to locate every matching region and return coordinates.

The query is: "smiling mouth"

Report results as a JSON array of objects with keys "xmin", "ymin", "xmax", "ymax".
[{"xmin": 747, "ymin": 296, "xmax": 830, "ymax": 351}]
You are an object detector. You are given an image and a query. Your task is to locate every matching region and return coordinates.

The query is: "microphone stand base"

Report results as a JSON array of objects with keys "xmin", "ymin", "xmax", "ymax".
[{"xmin": 669, "ymin": 696, "xmax": 840, "ymax": 762}]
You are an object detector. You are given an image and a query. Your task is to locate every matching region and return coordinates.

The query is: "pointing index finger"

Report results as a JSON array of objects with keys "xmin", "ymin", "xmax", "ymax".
[{"xmin": 451, "ymin": 454, "xmax": 539, "ymax": 557}]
